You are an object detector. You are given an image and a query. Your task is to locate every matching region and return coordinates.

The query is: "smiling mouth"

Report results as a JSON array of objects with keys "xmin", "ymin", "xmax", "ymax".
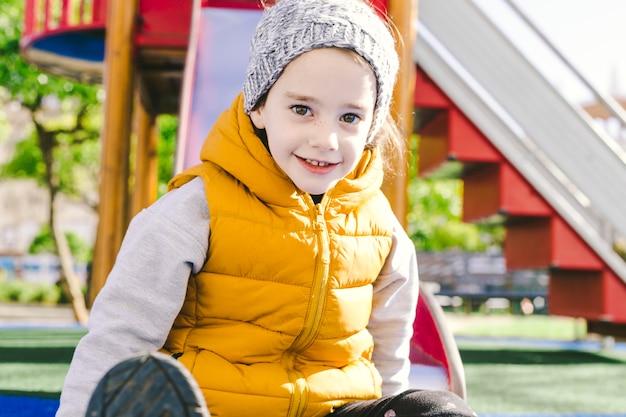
[
  {"xmin": 297, "ymin": 156, "xmax": 339, "ymax": 173},
  {"xmin": 304, "ymin": 158, "xmax": 333, "ymax": 167}
]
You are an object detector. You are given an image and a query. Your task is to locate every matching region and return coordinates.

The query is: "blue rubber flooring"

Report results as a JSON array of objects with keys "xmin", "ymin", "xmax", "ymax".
[
  {"xmin": 0, "ymin": 395, "xmax": 59, "ymax": 417},
  {"xmin": 1, "ymin": 395, "xmax": 625, "ymax": 417}
]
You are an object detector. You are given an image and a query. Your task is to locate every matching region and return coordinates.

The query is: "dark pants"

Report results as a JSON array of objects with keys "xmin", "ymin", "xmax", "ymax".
[{"xmin": 327, "ymin": 390, "xmax": 477, "ymax": 417}]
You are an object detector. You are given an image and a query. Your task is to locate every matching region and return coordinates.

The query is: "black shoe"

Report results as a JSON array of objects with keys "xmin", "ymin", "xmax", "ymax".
[{"xmin": 86, "ymin": 351, "xmax": 210, "ymax": 417}]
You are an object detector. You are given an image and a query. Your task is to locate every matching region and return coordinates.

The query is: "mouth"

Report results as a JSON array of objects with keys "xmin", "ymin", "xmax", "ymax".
[
  {"xmin": 297, "ymin": 156, "xmax": 339, "ymax": 173},
  {"xmin": 304, "ymin": 158, "xmax": 334, "ymax": 167}
]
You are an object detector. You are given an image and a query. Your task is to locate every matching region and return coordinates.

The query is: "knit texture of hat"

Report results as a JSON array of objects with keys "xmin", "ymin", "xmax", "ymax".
[{"xmin": 243, "ymin": 0, "xmax": 399, "ymax": 142}]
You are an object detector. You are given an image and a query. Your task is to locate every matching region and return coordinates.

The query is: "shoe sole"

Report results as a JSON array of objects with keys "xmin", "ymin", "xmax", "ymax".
[{"xmin": 86, "ymin": 351, "xmax": 209, "ymax": 417}]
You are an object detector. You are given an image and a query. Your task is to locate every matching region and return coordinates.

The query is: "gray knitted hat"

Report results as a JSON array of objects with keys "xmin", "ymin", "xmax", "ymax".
[{"xmin": 243, "ymin": 0, "xmax": 399, "ymax": 142}]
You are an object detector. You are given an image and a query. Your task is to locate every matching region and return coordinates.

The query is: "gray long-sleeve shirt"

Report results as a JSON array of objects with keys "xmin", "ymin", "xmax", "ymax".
[{"xmin": 56, "ymin": 177, "xmax": 419, "ymax": 417}]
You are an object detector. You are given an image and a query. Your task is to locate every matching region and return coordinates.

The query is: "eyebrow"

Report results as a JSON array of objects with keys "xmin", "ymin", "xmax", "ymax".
[
  {"xmin": 285, "ymin": 91, "xmax": 319, "ymax": 104},
  {"xmin": 284, "ymin": 91, "xmax": 369, "ymax": 112}
]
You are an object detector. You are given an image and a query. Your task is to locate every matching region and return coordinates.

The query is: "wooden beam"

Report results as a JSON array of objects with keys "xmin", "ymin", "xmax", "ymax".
[
  {"xmin": 130, "ymin": 95, "xmax": 158, "ymax": 218},
  {"xmin": 384, "ymin": 0, "xmax": 418, "ymax": 229},
  {"xmin": 90, "ymin": 0, "xmax": 138, "ymax": 305}
]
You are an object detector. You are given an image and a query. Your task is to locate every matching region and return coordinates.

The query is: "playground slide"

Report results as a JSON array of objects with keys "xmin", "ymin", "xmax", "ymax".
[
  {"xmin": 414, "ymin": 0, "xmax": 626, "ymax": 284},
  {"xmin": 175, "ymin": 4, "xmax": 261, "ymax": 172}
]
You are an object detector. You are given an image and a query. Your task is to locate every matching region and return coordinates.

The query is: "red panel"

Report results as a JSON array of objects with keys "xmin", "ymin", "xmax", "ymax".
[
  {"xmin": 203, "ymin": 0, "xmax": 386, "ymax": 12},
  {"xmin": 499, "ymin": 163, "xmax": 552, "ymax": 217},
  {"xmin": 24, "ymin": 0, "xmax": 36, "ymax": 35},
  {"xmin": 410, "ymin": 291, "xmax": 449, "ymax": 371},
  {"xmin": 462, "ymin": 164, "xmax": 500, "ymax": 221},
  {"xmin": 463, "ymin": 161, "xmax": 552, "ymax": 221},
  {"xmin": 61, "ymin": 0, "xmax": 72, "ymax": 29},
  {"xmin": 604, "ymin": 270, "xmax": 626, "ymax": 322},
  {"xmin": 549, "ymin": 269, "xmax": 605, "ymax": 319},
  {"xmin": 505, "ymin": 213, "xmax": 604, "ymax": 271},
  {"xmin": 550, "ymin": 216, "xmax": 604, "ymax": 270},
  {"xmin": 505, "ymin": 217, "xmax": 552, "ymax": 269},
  {"xmin": 370, "ymin": 0, "xmax": 389, "ymax": 16},
  {"xmin": 414, "ymin": 66, "xmax": 452, "ymax": 109},
  {"xmin": 203, "ymin": 0, "xmax": 264, "ymax": 9},
  {"xmin": 550, "ymin": 268, "xmax": 626, "ymax": 322},
  {"xmin": 448, "ymin": 108, "xmax": 501, "ymax": 163},
  {"xmin": 418, "ymin": 112, "xmax": 449, "ymax": 176},
  {"xmin": 93, "ymin": 0, "xmax": 107, "ymax": 23},
  {"xmin": 136, "ymin": 0, "xmax": 193, "ymax": 48}
]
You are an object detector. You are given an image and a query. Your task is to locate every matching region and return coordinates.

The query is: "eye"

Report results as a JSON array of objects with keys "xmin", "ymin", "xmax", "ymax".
[
  {"xmin": 340, "ymin": 113, "xmax": 361, "ymax": 124},
  {"xmin": 291, "ymin": 105, "xmax": 311, "ymax": 116}
]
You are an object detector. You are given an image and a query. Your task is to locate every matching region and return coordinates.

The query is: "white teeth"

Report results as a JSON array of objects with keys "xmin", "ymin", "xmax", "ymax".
[{"xmin": 306, "ymin": 159, "xmax": 330, "ymax": 167}]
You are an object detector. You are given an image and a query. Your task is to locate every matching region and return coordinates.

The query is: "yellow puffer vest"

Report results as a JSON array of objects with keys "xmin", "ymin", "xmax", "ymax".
[{"xmin": 164, "ymin": 94, "xmax": 394, "ymax": 417}]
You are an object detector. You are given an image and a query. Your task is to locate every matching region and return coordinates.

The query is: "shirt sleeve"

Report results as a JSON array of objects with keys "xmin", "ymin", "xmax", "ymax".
[
  {"xmin": 369, "ymin": 215, "xmax": 419, "ymax": 396},
  {"xmin": 55, "ymin": 177, "xmax": 210, "ymax": 417}
]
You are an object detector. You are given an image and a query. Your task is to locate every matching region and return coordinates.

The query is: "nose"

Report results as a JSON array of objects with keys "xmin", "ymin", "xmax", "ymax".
[{"xmin": 309, "ymin": 120, "xmax": 339, "ymax": 151}]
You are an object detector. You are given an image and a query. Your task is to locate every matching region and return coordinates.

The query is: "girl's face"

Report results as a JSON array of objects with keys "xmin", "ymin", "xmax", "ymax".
[{"xmin": 250, "ymin": 47, "xmax": 377, "ymax": 196}]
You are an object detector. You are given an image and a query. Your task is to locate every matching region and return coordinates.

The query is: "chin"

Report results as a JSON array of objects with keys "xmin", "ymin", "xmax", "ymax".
[{"xmin": 299, "ymin": 183, "xmax": 334, "ymax": 196}]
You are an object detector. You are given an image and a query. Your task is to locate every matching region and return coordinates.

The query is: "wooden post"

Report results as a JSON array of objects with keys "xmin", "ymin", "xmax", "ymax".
[
  {"xmin": 384, "ymin": 0, "xmax": 418, "ymax": 229},
  {"xmin": 130, "ymin": 95, "xmax": 158, "ymax": 218},
  {"xmin": 90, "ymin": 0, "xmax": 137, "ymax": 305}
]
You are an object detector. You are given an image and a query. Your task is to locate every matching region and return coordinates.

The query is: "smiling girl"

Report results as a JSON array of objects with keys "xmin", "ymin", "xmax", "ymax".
[{"xmin": 56, "ymin": 1, "xmax": 477, "ymax": 417}]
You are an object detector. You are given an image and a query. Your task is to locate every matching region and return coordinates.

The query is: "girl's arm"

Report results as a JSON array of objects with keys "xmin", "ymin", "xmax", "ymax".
[
  {"xmin": 56, "ymin": 177, "xmax": 210, "ymax": 417},
  {"xmin": 369, "ymin": 215, "xmax": 419, "ymax": 395}
]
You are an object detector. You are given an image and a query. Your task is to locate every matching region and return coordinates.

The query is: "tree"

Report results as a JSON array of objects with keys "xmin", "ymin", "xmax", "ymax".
[
  {"xmin": 407, "ymin": 177, "xmax": 504, "ymax": 251},
  {"xmin": 406, "ymin": 137, "xmax": 504, "ymax": 253},
  {"xmin": 155, "ymin": 114, "xmax": 178, "ymax": 197},
  {"xmin": 0, "ymin": 0, "xmax": 102, "ymax": 324}
]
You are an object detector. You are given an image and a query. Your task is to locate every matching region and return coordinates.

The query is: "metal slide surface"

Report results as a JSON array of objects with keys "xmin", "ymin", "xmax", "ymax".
[{"xmin": 414, "ymin": 0, "xmax": 626, "ymax": 282}]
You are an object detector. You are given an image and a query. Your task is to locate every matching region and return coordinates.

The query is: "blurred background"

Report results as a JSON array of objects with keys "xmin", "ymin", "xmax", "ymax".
[{"xmin": 1, "ymin": 0, "xmax": 626, "ymax": 415}]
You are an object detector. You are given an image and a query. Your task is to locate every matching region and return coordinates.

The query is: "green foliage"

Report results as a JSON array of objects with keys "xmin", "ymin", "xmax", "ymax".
[
  {"xmin": 156, "ymin": 114, "xmax": 179, "ymax": 196},
  {"xmin": 0, "ymin": 280, "xmax": 61, "ymax": 304},
  {"xmin": 28, "ymin": 228, "xmax": 57, "ymax": 255},
  {"xmin": 408, "ymin": 178, "xmax": 484, "ymax": 251},
  {"xmin": 65, "ymin": 233, "xmax": 93, "ymax": 264},
  {"xmin": 0, "ymin": 131, "xmax": 45, "ymax": 179},
  {"xmin": 53, "ymin": 124, "xmax": 102, "ymax": 200},
  {"xmin": 0, "ymin": 0, "xmax": 99, "ymax": 109},
  {"xmin": 0, "ymin": 0, "xmax": 103, "ymax": 210},
  {"xmin": 28, "ymin": 225, "xmax": 93, "ymax": 263},
  {"xmin": 0, "ymin": 95, "xmax": 11, "ymax": 140},
  {"xmin": 407, "ymin": 135, "xmax": 504, "ymax": 252}
]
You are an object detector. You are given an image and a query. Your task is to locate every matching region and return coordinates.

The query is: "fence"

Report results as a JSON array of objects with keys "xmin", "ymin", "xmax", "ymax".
[
  {"xmin": 417, "ymin": 251, "xmax": 548, "ymax": 314},
  {"xmin": 23, "ymin": 0, "xmax": 106, "ymax": 37}
]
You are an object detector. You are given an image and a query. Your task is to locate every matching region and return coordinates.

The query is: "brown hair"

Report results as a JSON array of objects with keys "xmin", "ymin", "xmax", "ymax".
[{"xmin": 367, "ymin": 112, "xmax": 408, "ymax": 179}]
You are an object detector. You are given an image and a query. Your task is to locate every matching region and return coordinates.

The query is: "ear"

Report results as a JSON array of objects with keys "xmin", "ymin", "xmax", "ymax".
[{"xmin": 249, "ymin": 108, "xmax": 265, "ymax": 130}]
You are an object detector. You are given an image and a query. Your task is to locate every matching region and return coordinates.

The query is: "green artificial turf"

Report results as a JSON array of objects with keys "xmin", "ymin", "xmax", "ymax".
[
  {"xmin": 0, "ymin": 328, "xmax": 86, "ymax": 398},
  {"xmin": 445, "ymin": 313, "xmax": 588, "ymax": 341},
  {"xmin": 1, "ymin": 323, "xmax": 626, "ymax": 414},
  {"xmin": 459, "ymin": 343, "xmax": 626, "ymax": 414}
]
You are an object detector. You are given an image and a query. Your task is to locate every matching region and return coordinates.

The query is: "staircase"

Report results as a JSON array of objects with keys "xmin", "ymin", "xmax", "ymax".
[{"xmin": 414, "ymin": 0, "xmax": 626, "ymax": 338}]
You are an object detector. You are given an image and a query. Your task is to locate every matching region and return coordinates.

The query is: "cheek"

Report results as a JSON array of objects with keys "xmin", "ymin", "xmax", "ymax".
[
  {"xmin": 342, "ymin": 140, "xmax": 368, "ymax": 166},
  {"xmin": 266, "ymin": 131, "xmax": 290, "ymax": 157},
  {"xmin": 347, "ymin": 135, "xmax": 368, "ymax": 154}
]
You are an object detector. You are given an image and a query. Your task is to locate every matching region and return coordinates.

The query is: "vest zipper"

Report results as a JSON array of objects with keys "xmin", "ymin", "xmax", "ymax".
[{"xmin": 284, "ymin": 197, "xmax": 331, "ymax": 417}]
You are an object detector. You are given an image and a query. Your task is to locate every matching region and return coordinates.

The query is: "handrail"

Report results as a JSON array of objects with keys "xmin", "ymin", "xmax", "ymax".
[
  {"xmin": 23, "ymin": 0, "xmax": 106, "ymax": 38},
  {"xmin": 502, "ymin": 0, "xmax": 626, "ymax": 143}
]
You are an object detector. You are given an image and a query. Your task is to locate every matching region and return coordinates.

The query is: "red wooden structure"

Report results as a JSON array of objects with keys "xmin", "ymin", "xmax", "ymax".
[{"xmin": 414, "ymin": 66, "xmax": 626, "ymax": 338}]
